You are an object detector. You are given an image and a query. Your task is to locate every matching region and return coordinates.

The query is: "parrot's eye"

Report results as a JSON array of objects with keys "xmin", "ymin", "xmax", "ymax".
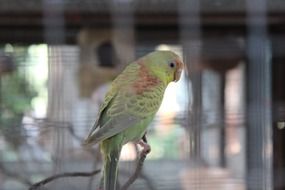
[{"xmin": 169, "ymin": 62, "xmax": 175, "ymax": 68}]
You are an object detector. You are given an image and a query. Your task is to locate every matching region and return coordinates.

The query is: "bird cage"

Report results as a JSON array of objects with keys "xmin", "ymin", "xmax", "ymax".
[{"xmin": 0, "ymin": 0, "xmax": 284, "ymax": 190}]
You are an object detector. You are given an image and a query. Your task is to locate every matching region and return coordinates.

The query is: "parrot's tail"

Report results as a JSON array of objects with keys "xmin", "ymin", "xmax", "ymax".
[{"xmin": 103, "ymin": 148, "xmax": 121, "ymax": 190}]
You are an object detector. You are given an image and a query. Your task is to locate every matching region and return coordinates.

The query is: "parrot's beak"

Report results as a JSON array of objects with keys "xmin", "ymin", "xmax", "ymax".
[
  {"xmin": 174, "ymin": 69, "xmax": 182, "ymax": 82},
  {"xmin": 174, "ymin": 59, "xmax": 184, "ymax": 82}
]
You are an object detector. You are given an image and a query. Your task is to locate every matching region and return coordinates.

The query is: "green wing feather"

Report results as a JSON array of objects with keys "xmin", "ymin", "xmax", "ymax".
[{"xmin": 83, "ymin": 62, "xmax": 165, "ymax": 146}]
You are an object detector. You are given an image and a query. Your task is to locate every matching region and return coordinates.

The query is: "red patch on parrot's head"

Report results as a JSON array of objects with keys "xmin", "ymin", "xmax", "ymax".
[{"xmin": 133, "ymin": 64, "xmax": 161, "ymax": 95}]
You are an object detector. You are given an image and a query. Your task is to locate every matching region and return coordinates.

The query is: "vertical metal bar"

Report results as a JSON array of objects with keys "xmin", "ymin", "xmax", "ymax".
[
  {"xmin": 271, "ymin": 35, "xmax": 285, "ymax": 189},
  {"xmin": 43, "ymin": 0, "xmax": 65, "ymax": 44},
  {"xmin": 42, "ymin": 0, "xmax": 66, "ymax": 123},
  {"xmin": 0, "ymin": 77, "xmax": 2, "ymax": 127},
  {"xmin": 42, "ymin": 0, "xmax": 66, "ymax": 179},
  {"xmin": 246, "ymin": 0, "xmax": 272, "ymax": 189},
  {"xmin": 220, "ymin": 73, "xmax": 226, "ymax": 167},
  {"xmin": 178, "ymin": 0, "xmax": 202, "ymax": 161},
  {"xmin": 111, "ymin": 0, "xmax": 135, "ymax": 67}
]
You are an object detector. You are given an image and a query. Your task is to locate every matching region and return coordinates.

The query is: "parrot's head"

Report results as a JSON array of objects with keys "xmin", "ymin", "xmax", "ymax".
[{"xmin": 142, "ymin": 51, "xmax": 184, "ymax": 84}]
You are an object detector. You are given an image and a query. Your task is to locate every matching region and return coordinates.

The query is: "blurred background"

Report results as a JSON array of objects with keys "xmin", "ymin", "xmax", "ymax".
[{"xmin": 0, "ymin": 0, "xmax": 284, "ymax": 189}]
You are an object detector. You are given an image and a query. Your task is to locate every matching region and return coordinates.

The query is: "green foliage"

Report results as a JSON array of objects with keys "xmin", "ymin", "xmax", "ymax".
[
  {"xmin": 1, "ymin": 72, "xmax": 37, "ymax": 117},
  {"xmin": 0, "ymin": 46, "xmax": 37, "ymax": 148}
]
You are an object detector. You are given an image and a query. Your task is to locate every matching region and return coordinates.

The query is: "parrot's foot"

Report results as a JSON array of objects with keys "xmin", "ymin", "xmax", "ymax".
[{"xmin": 138, "ymin": 140, "xmax": 151, "ymax": 154}]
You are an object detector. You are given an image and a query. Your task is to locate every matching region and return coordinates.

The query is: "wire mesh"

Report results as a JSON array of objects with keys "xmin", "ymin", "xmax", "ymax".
[{"xmin": 0, "ymin": 0, "xmax": 278, "ymax": 190}]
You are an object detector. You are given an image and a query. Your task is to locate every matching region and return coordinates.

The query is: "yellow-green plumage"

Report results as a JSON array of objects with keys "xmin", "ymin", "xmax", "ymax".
[{"xmin": 83, "ymin": 51, "xmax": 183, "ymax": 190}]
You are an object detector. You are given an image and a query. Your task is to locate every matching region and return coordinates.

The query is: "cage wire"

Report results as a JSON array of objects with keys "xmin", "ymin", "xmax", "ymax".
[{"xmin": 0, "ymin": 0, "xmax": 276, "ymax": 190}]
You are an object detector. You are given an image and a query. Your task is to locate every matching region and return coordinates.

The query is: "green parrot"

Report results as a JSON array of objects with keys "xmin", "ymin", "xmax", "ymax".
[{"xmin": 83, "ymin": 50, "xmax": 184, "ymax": 190}]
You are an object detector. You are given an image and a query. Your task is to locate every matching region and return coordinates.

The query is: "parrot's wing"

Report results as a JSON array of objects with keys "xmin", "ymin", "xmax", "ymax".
[
  {"xmin": 83, "ymin": 63, "xmax": 140, "ymax": 146},
  {"xmin": 83, "ymin": 114, "xmax": 141, "ymax": 145},
  {"xmin": 83, "ymin": 89, "xmax": 161, "ymax": 146},
  {"xmin": 84, "ymin": 89, "xmax": 116, "ymax": 143}
]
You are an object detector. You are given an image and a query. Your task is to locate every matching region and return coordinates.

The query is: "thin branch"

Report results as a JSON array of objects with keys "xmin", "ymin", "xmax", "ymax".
[
  {"xmin": 29, "ymin": 169, "xmax": 100, "ymax": 190},
  {"xmin": 131, "ymin": 142, "xmax": 156, "ymax": 190},
  {"xmin": 119, "ymin": 170, "xmax": 156, "ymax": 190},
  {"xmin": 120, "ymin": 149, "xmax": 150, "ymax": 190},
  {"xmin": 28, "ymin": 120, "xmax": 151, "ymax": 190},
  {"xmin": 29, "ymin": 147, "xmax": 150, "ymax": 190}
]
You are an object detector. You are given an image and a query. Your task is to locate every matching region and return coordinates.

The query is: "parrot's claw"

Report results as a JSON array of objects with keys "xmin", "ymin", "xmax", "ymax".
[
  {"xmin": 138, "ymin": 140, "xmax": 151, "ymax": 154},
  {"xmin": 142, "ymin": 133, "xmax": 148, "ymax": 143}
]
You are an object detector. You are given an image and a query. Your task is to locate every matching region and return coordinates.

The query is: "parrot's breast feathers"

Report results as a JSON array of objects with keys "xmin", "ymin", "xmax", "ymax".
[{"xmin": 132, "ymin": 64, "xmax": 162, "ymax": 95}]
